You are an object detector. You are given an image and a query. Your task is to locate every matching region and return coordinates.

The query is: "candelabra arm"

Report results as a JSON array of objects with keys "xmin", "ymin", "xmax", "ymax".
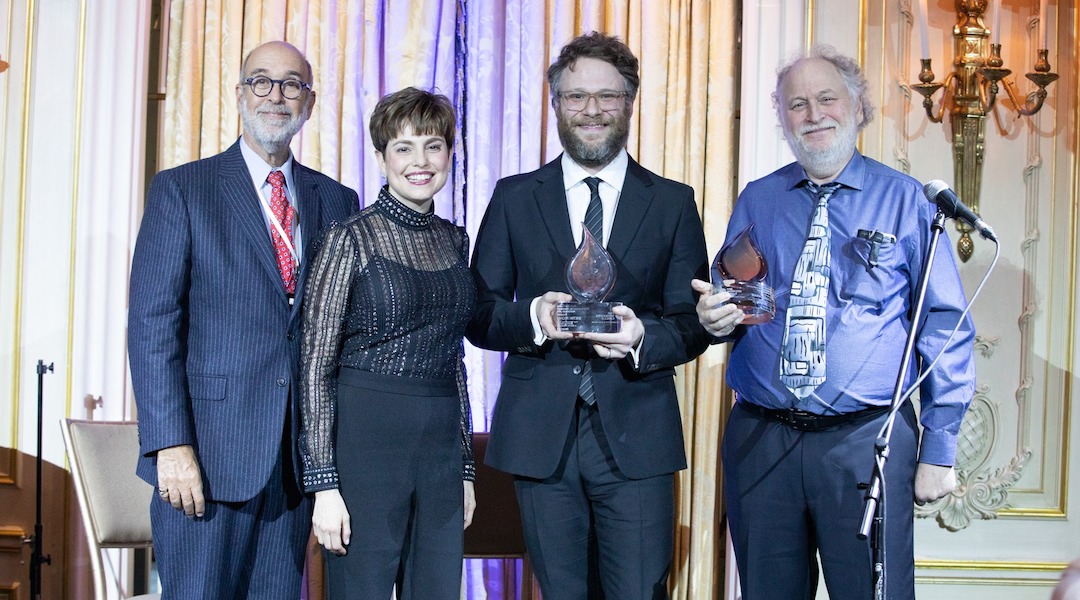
[
  {"xmin": 933, "ymin": 73, "xmax": 956, "ymax": 123},
  {"xmin": 1000, "ymin": 76, "xmax": 1050, "ymax": 117},
  {"xmin": 976, "ymin": 76, "xmax": 997, "ymax": 113},
  {"xmin": 912, "ymin": 72, "xmax": 953, "ymax": 125},
  {"xmin": 923, "ymin": 94, "xmax": 946, "ymax": 124}
]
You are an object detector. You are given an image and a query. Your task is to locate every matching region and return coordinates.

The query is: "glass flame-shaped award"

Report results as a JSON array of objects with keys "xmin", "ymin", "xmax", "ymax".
[
  {"xmin": 713, "ymin": 224, "xmax": 775, "ymax": 325},
  {"xmin": 556, "ymin": 226, "xmax": 622, "ymax": 333}
]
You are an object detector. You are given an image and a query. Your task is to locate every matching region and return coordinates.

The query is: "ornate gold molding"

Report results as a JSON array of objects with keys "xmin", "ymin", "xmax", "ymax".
[
  {"xmin": 8, "ymin": 0, "xmax": 37, "ymax": 459},
  {"xmin": 998, "ymin": 506, "xmax": 1068, "ymax": 518},
  {"xmin": 918, "ymin": 558, "xmax": 1069, "ymax": 572},
  {"xmin": 916, "ymin": 576, "xmax": 1056, "ymax": 587},
  {"xmin": 64, "ymin": 0, "xmax": 88, "ymax": 421}
]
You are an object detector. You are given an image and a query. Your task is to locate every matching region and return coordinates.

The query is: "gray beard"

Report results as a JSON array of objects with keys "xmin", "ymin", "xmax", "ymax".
[
  {"xmin": 240, "ymin": 98, "xmax": 308, "ymax": 155},
  {"xmin": 784, "ymin": 118, "xmax": 859, "ymax": 180},
  {"xmin": 558, "ymin": 115, "xmax": 630, "ymax": 169}
]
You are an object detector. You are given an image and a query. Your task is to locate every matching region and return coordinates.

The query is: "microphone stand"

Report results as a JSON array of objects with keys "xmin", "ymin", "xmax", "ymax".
[
  {"xmin": 858, "ymin": 210, "xmax": 947, "ymax": 600},
  {"xmin": 30, "ymin": 360, "xmax": 54, "ymax": 600}
]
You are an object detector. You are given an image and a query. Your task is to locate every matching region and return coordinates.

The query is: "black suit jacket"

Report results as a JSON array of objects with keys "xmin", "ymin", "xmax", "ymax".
[
  {"xmin": 128, "ymin": 140, "xmax": 359, "ymax": 502},
  {"xmin": 467, "ymin": 156, "xmax": 710, "ymax": 480}
]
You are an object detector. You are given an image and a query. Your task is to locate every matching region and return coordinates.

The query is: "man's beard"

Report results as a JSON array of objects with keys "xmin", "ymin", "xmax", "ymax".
[
  {"xmin": 784, "ymin": 114, "xmax": 859, "ymax": 179},
  {"xmin": 240, "ymin": 96, "xmax": 309, "ymax": 155},
  {"xmin": 557, "ymin": 111, "xmax": 631, "ymax": 169}
]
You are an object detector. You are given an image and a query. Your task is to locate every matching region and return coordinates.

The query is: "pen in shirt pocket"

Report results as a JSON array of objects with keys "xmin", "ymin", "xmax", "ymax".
[{"xmin": 857, "ymin": 229, "xmax": 896, "ymax": 268}]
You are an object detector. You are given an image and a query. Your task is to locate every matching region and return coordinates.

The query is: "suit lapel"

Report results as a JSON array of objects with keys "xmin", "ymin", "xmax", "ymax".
[
  {"xmin": 219, "ymin": 143, "xmax": 288, "ymax": 302},
  {"xmin": 292, "ymin": 163, "xmax": 325, "ymax": 265},
  {"xmin": 533, "ymin": 159, "xmax": 578, "ymax": 258},
  {"xmin": 291, "ymin": 164, "xmax": 325, "ymax": 314},
  {"xmin": 606, "ymin": 158, "xmax": 653, "ymax": 262}
]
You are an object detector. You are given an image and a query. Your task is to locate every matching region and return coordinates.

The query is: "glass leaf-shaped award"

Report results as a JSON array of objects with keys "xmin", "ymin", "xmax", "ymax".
[
  {"xmin": 566, "ymin": 227, "xmax": 616, "ymax": 301},
  {"xmin": 717, "ymin": 224, "xmax": 768, "ymax": 281},
  {"xmin": 557, "ymin": 227, "xmax": 622, "ymax": 333},
  {"xmin": 713, "ymin": 224, "xmax": 775, "ymax": 325}
]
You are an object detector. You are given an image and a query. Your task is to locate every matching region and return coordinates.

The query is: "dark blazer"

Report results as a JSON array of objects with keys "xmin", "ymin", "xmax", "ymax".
[
  {"xmin": 467, "ymin": 156, "xmax": 710, "ymax": 480},
  {"xmin": 129, "ymin": 140, "xmax": 358, "ymax": 502}
]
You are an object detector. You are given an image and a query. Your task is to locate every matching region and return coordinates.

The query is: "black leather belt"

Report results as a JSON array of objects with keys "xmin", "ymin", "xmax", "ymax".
[{"xmin": 738, "ymin": 401, "xmax": 890, "ymax": 432}]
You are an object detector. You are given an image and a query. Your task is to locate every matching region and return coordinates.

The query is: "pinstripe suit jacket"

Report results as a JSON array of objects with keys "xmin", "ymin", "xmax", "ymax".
[{"xmin": 129, "ymin": 140, "xmax": 358, "ymax": 502}]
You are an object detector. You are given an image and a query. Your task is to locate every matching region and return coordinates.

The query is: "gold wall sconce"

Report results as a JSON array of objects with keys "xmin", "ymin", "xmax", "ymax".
[{"xmin": 911, "ymin": 0, "xmax": 1056, "ymax": 261}]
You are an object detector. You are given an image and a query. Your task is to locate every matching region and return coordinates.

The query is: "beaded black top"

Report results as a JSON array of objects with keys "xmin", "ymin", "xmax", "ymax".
[{"xmin": 299, "ymin": 186, "xmax": 477, "ymax": 492}]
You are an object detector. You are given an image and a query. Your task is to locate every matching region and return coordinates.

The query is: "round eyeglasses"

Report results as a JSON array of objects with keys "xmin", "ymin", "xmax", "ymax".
[
  {"xmin": 557, "ymin": 90, "xmax": 628, "ymax": 112},
  {"xmin": 243, "ymin": 76, "xmax": 311, "ymax": 100}
]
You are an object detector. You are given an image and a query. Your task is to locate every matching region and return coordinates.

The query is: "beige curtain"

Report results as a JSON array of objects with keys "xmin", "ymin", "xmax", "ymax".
[
  {"xmin": 620, "ymin": 3, "xmax": 737, "ymax": 597},
  {"xmin": 160, "ymin": 1, "xmax": 738, "ymax": 597}
]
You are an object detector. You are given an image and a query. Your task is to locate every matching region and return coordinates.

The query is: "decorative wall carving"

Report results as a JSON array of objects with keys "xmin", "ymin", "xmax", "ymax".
[
  {"xmin": 973, "ymin": 335, "xmax": 999, "ymax": 358},
  {"xmin": 915, "ymin": 386, "xmax": 1031, "ymax": 530}
]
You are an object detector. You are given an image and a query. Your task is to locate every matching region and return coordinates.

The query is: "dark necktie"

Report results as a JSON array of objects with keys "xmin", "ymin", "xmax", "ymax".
[
  {"xmin": 779, "ymin": 181, "xmax": 840, "ymax": 399},
  {"xmin": 266, "ymin": 171, "xmax": 296, "ymax": 294},
  {"xmin": 578, "ymin": 177, "xmax": 604, "ymax": 406}
]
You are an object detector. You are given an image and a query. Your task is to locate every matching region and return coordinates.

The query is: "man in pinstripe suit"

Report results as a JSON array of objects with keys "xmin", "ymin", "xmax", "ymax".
[{"xmin": 128, "ymin": 41, "xmax": 358, "ymax": 598}]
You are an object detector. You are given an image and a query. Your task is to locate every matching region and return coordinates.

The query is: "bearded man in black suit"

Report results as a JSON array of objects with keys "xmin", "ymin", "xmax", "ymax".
[{"xmin": 467, "ymin": 31, "xmax": 710, "ymax": 600}]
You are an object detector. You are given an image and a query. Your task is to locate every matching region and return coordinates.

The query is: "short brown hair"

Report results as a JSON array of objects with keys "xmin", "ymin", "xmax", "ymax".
[
  {"xmin": 547, "ymin": 31, "xmax": 639, "ymax": 103},
  {"xmin": 369, "ymin": 87, "xmax": 456, "ymax": 153}
]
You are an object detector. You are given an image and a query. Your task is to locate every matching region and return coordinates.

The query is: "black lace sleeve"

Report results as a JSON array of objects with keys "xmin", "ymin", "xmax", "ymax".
[
  {"xmin": 456, "ymin": 227, "xmax": 476, "ymax": 481},
  {"xmin": 298, "ymin": 223, "xmax": 366, "ymax": 492}
]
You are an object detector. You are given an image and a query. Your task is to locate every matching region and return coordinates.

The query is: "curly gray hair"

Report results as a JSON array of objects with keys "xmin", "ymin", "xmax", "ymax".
[{"xmin": 773, "ymin": 44, "xmax": 875, "ymax": 130}]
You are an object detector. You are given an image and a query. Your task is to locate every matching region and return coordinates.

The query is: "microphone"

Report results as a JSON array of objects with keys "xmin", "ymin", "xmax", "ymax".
[{"xmin": 923, "ymin": 179, "xmax": 998, "ymax": 242}]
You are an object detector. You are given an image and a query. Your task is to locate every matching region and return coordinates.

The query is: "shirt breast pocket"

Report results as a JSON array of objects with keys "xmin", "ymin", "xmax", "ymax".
[{"xmin": 839, "ymin": 233, "xmax": 900, "ymax": 308}]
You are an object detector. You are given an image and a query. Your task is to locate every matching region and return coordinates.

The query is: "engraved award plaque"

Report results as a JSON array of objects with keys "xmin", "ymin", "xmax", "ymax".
[
  {"xmin": 556, "ymin": 227, "xmax": 622, "ymax": 333},
  {"xmin": 713, "ymin": 224, "xmax": 775, "ymax": 325}
]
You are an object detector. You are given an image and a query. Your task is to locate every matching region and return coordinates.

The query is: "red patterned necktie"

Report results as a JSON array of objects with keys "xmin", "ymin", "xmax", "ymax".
[{"xmin": 266, "ymin": 170, "xmax": 296, "ymax": 294}]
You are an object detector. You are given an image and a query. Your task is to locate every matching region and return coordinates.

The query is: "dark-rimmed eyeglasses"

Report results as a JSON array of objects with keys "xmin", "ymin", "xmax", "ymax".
[
  {"xmin": 557, "ymin": 90, "xmax": 628, "ymax": 112},
  {"xmin": 243, "ymin": 76, "xmax": 311, "ymax": 100}
]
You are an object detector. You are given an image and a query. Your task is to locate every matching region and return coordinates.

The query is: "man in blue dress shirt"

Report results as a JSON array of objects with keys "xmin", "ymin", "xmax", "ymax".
[{"xmin": 693, "ymin": 45, "xmax": 975, "ymax": 599}]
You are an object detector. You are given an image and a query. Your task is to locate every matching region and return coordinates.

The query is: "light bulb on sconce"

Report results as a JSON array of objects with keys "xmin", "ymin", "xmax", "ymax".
[{"xmin": 910, "ymin": 0, "xmax": 1057, "ymax": 262}]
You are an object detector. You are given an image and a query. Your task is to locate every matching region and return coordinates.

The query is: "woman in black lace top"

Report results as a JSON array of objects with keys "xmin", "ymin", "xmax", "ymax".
[{"xmin": 299, "ymin": 88, "xmax": 476, "ymax": 598}]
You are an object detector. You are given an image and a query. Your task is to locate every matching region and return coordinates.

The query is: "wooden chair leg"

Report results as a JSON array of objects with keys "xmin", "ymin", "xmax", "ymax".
[
  {"xmin": 305, "ymin": 533, "xmax": 326, "ymax": 600},
  {"xmin": 521, "ymin": 555, "xmax": 540, "ymax": 600}
]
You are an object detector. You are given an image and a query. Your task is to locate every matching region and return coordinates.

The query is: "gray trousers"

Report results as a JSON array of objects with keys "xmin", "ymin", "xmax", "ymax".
[{"xmin": 723, "ymin": 401, "xmax": 919, "ymax": 600}]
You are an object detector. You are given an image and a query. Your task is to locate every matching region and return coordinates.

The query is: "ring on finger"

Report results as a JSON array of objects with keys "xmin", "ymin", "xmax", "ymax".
[{"xmin": 158, "ymin": 488, "xmax": 169, "ymax": 497}]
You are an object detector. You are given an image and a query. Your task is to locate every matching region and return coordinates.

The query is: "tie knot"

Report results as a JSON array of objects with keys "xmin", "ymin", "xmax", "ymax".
[
  {"xmin": 584, "ymin": 177, "xmax": 601, "ymax": 195},
  {"xmin": 267, "ymin": 170, "xmax": 285, "ymax": 189},
  {"xmin": 806, "ymin": 181, "xmax": 840, "ymax": 202}
]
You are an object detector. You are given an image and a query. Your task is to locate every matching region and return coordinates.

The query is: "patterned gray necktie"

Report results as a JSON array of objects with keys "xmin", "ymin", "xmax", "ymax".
[
  {"xmin": 779, "ymin": 181, "xmax": 840, "ymax": 399},
  {"xmin": 578, "ymin": 177, "xmax": 604, "ymax": 405}
]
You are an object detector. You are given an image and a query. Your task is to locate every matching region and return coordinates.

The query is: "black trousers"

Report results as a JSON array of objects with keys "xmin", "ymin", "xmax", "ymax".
[
  {"xmin": 515, "ymin": 401, "xmax": 675, "ymax": 600},
  {"xmin": 327, "ymin": 370, "xmax": 464, "ymax": 600}
]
